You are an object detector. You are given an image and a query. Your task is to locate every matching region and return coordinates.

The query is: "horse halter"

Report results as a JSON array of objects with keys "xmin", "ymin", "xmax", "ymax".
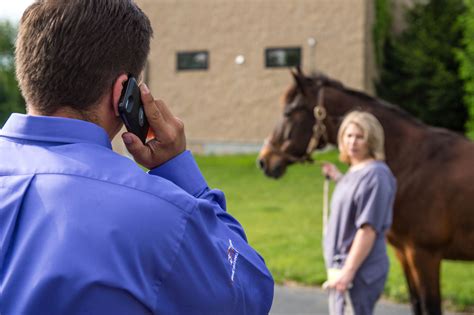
[
  {"xmin": 266, "ymin": 86, "xmax": 328, "ymax": 163},
  {"xmin": 306, "ymin": 87, "xmax": 328, "ymax": 157}
]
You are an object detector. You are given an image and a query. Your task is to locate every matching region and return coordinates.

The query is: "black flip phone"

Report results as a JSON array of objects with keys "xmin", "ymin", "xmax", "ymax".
[{"xmin": 118, "ymin": 77, "xmax": 149, "ymax": 144}]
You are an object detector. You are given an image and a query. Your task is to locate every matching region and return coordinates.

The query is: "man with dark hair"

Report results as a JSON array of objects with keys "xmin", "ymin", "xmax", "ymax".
[{"xmin": 0, "ymin": 1, "xmax": 274, "ymax": 314}]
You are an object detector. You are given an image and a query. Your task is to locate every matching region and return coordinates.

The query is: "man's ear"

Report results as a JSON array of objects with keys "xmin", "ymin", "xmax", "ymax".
[{"xmin": 112, "ymin": 74, "xmax": 129, "ymax": 116}]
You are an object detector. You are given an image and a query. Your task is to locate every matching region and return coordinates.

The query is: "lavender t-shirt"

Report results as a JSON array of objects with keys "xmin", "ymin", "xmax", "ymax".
[{"xmin": 324, "ymin": 161, "xmax": 396, "ymax": 284}]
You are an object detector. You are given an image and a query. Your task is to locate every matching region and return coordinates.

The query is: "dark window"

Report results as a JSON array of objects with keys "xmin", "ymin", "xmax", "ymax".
[
  {"xmin": 265, "ymin": 47, "xmax": 301, "ymax": 68},
  {"xmin": 177, "ymin": 51, "xmax": 209, "ymax": 71}
]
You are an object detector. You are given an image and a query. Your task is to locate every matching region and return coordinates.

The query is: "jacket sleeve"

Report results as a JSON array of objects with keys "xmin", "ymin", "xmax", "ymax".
[{"xmin": 149, "ymin": 151, "xmax": 274, "ymax": 315}]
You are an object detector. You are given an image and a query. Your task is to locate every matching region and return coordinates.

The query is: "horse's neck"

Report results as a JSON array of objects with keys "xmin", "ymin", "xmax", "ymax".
[
  {"xmin": 326, "ymin": 88, "xmax": 428, "ymax": 175},
  {"xmin": 371, "ymin": 107, "xmax": 427, "ymax": 175}
]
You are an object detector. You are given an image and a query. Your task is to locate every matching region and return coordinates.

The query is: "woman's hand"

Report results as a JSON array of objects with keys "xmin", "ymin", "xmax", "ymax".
[
  {"xmin": 326, "ymin": 269, "xmax": 355, "ymax": 293},
  {"xmin": 322, "ymin": 162, "xmax": 342, "ymax": 182}
]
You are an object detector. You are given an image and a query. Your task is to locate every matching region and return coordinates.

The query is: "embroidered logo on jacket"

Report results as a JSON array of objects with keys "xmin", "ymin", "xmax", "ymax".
[{"xmin": 227, "ymin": 239, "xmax": 239, "ymax": 282}]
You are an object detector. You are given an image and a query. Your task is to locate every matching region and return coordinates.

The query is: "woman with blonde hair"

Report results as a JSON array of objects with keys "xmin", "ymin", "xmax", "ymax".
[{"xmin": 322, "ymin": 111, "xmax": 396, "ymax": 315}]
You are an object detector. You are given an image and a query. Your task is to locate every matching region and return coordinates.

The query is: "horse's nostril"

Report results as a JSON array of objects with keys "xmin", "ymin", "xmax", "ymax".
[{"xmin": 258, "ymin": 159, "xmax": 265, "ymax": 170}]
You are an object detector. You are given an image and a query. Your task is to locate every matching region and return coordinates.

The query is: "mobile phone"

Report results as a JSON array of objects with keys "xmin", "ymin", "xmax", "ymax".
[{"xmin": 118, "ymin": 77, "xmax": 149, "ymax": 144}]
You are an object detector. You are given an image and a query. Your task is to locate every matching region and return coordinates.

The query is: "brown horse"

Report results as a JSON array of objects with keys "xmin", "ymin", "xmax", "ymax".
[{"xmin": 258, "ymin": 69, "xmax": 474, "ymax": 315}]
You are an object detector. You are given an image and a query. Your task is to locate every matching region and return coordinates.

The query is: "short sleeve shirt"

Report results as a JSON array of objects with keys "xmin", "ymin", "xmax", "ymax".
[{"xmin": 323, "ymin": 161, "xmax": 396, "ymax": 284}]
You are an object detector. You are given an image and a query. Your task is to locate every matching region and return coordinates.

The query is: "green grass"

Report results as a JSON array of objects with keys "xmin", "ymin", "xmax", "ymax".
[{"xmin": 195, "ymin": 151, "xmax": 474, "ymax": 311}]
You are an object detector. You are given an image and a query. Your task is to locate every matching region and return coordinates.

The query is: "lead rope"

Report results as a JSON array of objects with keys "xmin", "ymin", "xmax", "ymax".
[{"xmin": 323, "ymin": 176, "xmax": 329, "ymax": 239}]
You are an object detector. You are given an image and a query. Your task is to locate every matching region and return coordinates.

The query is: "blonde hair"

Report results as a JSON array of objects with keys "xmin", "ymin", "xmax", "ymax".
[{"xmin": 338, "ymin": 111, "xmax": 385, "ymax": 164}]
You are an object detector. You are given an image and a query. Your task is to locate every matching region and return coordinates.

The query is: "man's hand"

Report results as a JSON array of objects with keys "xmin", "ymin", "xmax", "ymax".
[{"xmin": 122, "ymin": 84, "xmax": 186, "ymax": 169}]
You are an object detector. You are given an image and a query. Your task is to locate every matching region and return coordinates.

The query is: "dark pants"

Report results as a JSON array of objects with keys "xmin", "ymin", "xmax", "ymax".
[{"xmin": 328, "ymin": 273, "xmax": 386, "ymax": 315}]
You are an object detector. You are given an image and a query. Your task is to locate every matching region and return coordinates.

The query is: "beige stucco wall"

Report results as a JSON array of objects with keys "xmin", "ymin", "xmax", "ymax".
[{"xmin": 130, "ymin": 0, "xmax": 374, "ymax": 153}]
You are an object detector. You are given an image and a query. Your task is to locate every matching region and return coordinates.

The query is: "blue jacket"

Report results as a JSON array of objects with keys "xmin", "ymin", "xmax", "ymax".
[{"xmin": 0, "ymin": 114, "xmax": 274, "ymax": 315}]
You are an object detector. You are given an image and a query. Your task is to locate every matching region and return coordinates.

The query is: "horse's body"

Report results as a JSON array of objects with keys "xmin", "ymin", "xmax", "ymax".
[{"xmin": 258, "ymin": 70, "xmax": 474, "ymax": 315}]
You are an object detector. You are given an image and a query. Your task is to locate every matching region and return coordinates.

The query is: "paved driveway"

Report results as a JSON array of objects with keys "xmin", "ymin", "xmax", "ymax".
[{"xmin": 269, "ymin": 285, "xmax": 466, "ymax": 315}]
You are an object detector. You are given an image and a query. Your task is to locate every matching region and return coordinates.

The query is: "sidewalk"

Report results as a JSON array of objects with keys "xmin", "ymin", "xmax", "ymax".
[{"xmin": 269, "ymin": 285, "xmax": 466, "ymax": 315}]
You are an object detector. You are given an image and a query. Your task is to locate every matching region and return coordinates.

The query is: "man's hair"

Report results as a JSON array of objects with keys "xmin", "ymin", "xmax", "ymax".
[
  {"xmin": 338, "ymin": 110, "xmax": 386, "ymax": 164},
  {"xmin": 15, "ymin": 0, "xmax": 153, "ymax": 116}
]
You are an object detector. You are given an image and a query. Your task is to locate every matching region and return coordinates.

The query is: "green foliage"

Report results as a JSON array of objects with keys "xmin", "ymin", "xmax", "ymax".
[
  {"xmin": 195, "ymin": 152, "xmax": 474, "ymax": 311},
  {"xmin": 373, "ymin": 0, "xmax": 392, "ymax": 70},
  {"xmin": 457, "ymin": 0, "xmax": 474, "ymax": 139},
  {"xmin": 0, "ymin": 20, "xmax": 25, "ymax": 126},
  {"xmin": 376, "ymin": 0, "xmax": 468, "ymax": 133}
]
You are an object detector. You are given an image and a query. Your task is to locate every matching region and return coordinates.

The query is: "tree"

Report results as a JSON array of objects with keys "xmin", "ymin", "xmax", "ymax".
[
  {"xmin": 375, "ymin": 0, "xmax": 468, "ymax": 133},
  {"xmin": 373, "ymin": 0, "xmax": 392, "ymax": 74},
  {"xmin": 0, "ymin": 20, "xmax": 25, "ymax": 126},
  {"xmin": 457, "ymin": 0, "xmax": 474, "ymax": 139}
]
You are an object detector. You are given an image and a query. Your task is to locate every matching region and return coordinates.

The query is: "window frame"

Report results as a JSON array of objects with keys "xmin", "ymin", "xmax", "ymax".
[
  {"xmin": 264, "ymin": 47, "xmax": 302, "ymax": 68},
  {"xmin": 176, "ymin": 50, "xmax": 209, "ymax": 71}
]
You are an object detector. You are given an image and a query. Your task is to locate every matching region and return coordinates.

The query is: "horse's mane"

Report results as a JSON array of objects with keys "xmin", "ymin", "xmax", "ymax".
[{"xmin": 308, "ymin": 72, "xmax": 425, "ymax": 127}]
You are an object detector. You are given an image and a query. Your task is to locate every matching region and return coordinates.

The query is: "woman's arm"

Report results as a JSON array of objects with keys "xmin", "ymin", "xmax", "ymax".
[{"xmin": 327, "ymin": 224, "xmax": 376, "ymax": 292}]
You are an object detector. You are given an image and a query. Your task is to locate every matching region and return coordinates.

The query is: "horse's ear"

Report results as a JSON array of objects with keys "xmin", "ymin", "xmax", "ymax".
[
  {"xmin": 296, "ymin": 65, "xmax": 303, "ymax": 76},
  {"xmin": 291, "ymin": 67, "xmax": 307, "ymax": 95},
  {"xmin": 291, "ymin": 66, "xmax": 304, "ymax": 78}
]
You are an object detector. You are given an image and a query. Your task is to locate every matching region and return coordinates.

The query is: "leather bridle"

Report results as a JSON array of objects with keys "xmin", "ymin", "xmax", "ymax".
[{"xmin": 265, "ymin": 86, "xmax": 328, "ymax": 163}]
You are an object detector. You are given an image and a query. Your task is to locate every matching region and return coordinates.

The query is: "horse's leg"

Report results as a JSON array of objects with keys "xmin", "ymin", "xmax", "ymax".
[
  {"xmin": 405, "ymin": 247, "xmax": 442, "ymax": 315},
  {"xmin": 395, "ymin": 248, "xmax": 422, "ymax": 315}
]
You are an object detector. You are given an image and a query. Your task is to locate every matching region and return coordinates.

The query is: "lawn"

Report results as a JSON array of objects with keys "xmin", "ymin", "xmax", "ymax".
[{"xmin": 194, "ymin": 151, "xmax": 474, "ymax": 312}]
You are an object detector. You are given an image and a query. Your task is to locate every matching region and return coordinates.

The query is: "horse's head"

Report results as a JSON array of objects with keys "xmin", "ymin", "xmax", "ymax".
[{"xmin": 257, "ymin": 68, "xmax": 333, "ymax": 178}]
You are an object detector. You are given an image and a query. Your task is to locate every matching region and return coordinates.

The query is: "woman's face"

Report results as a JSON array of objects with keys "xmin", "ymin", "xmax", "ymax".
[{"xmin": 342, "ymin": 123, "xmax": 370, "ymax": 164}]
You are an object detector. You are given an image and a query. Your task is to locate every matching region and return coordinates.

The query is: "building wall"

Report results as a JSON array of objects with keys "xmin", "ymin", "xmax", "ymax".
[{"xmin": 129, "ymin": 0, "xmax": 374, "ymax": 153}]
